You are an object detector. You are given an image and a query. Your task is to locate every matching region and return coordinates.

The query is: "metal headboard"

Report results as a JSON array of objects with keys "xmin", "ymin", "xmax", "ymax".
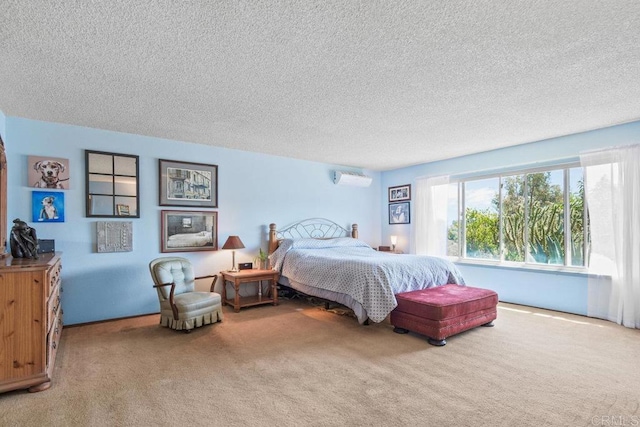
[{"xmin": 268, "ymin": 218, "xmax": 358, "ymax": 254}]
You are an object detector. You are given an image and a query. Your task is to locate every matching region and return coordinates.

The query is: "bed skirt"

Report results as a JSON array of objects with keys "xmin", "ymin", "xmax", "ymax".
[{"xmin": 281, "ymin": 276, "xmax": 369, "ymax": 324}]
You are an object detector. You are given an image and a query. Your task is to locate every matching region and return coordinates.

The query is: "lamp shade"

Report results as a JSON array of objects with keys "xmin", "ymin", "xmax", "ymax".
[
  {"xmin": 390, "ymin": 235, "xmax": 397, "ymax": 246},
  {"xmin": 222, "ymin": 236, "xmax": 245, "ymax": 250}
]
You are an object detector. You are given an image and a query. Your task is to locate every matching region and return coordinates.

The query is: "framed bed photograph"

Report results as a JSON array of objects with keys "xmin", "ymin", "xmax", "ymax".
[
  {"xmin": 159, "ymin": 159, "xmax": 218, "ymax": 208},
  {"xmin": 389, "ymin": 184, "xmax": 411, "ymax": 202},
  {"xmin": 161, "ymin": 210, "xmax": 218, "ymax": 253},
  {"xmin": 389, "ymin": 202, "xmax": 410, "ymax": 224}
]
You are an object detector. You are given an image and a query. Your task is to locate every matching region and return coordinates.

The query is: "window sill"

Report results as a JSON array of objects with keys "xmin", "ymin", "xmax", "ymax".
[{"xmin": 449, "ymin": 257, "xmax": 601, "ymax": 277}]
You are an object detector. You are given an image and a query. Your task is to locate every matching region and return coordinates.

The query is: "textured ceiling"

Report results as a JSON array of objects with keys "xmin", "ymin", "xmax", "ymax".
[{"xmin": 2, "ymin": 1, "xmax": 640, "ymax": 171}]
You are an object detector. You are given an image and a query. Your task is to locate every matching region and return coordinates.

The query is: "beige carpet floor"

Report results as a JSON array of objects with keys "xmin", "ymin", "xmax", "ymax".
[{"xmin": 1, "ymin": 300, "xmax": 639, "ymax": 427}]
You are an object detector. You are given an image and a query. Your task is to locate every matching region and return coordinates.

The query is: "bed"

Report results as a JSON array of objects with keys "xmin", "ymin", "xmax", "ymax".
[
  {"xmin": 167, "ymin": 230, "xmax": 213, "ymax": 248},
  {"xmin": 268, "ymin": 218, "xmax": 465, "ymax": 324}
]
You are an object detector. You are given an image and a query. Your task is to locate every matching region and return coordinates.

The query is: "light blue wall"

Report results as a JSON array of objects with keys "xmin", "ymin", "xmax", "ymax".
[
  {"xmin": 5, "ymin": 116, "xmax": 382, "ymax": 324},
  {"xmin": 6, "ymin": 115, "xmax": 637, "ymax": 322},
  {"xmin": 382, "ymin": 120, "xmax": 640, "ymax": 315},
  {"xmin": 455, "ymin": 264, "xmax": 589, "ymax": 314}
]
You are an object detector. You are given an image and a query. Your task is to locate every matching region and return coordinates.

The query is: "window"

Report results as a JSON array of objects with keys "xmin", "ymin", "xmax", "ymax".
[
  {"xmin": 446, "ymin": 165, "xmax": 588, "ymax": 268},
  {"xmin": 464, "ymin": 177, "xmax": 500, "ymax": 260}
]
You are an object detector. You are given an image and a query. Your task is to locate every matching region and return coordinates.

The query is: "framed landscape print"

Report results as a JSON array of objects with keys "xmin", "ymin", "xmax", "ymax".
[
  {"xmin": 159, "ymin": 159, "xmax": 218, "ymax": 208},
  {"xmin": 389, "ymin": 202, "xmax": 410, "ymax": 224},
  {"xmin": 161, "ymin": 210, "xmax": 218, "ymax": 253},
  {"xmin": 389, "ymin": 184, "xmax": 411, "ymax": 202}
]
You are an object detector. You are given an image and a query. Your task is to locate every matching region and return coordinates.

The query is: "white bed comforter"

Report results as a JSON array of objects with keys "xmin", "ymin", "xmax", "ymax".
[
  {"xmin": 167, "ymin": 231, "xmax": 212, "ymax": 248},
  {"xmin": 270, "ymin": 238, "xmax": 465, "ymax": 322}
]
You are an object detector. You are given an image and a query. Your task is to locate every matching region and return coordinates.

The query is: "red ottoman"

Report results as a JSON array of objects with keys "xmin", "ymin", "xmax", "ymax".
[{"xmin": 390, "ymin": 284, "xmax": 498, "ymax": 346}]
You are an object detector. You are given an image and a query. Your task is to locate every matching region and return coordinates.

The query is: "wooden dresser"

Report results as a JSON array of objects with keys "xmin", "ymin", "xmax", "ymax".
[{"xmin": 0, "ymin": 252, "xmax": 62, "ymax": 393}]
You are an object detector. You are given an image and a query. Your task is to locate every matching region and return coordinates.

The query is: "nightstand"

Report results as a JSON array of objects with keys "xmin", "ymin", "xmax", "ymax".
[
  {"xmin": 220, "ymin": 269, "xmax": 279, "ymax": 312},
  {"xmin": 378, "ymin": 247, "xmax": 404, "ymax": 254}
]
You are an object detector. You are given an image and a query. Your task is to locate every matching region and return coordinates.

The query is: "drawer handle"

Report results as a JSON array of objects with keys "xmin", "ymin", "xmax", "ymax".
[{"xmin": 52, "ymin": 296, "xmax": 60, "ymax": 312}]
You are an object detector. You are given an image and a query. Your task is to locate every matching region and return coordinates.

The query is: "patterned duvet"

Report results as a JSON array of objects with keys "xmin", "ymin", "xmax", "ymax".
[{"xmin": 269, "ymin": 238, "xmax": 465, "ymax": 323}]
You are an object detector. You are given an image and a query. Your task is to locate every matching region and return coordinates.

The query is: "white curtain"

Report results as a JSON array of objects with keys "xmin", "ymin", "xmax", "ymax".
[
  {"xmin": 413, "ymin": 175, "xmax": 449, "ymax": 256},
  {"xmin": 580, "ymin": 144, "xmax": 640, "ymax": 328}
]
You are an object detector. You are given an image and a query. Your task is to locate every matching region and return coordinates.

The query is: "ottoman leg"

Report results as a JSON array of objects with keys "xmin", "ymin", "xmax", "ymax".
[
  {"xmin": 482, "ymin": 321, "xmax": 495, "ymax": 327},
  {"xmin": 428, "ymin": 337, "xmax": 447, "ymax": 346},
  {"xmin": 393, "ymin": 327, "xmax": 409, "ymax": 334}
]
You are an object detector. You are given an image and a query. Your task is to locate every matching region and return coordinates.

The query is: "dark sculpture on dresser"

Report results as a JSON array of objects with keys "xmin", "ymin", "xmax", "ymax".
[{"xmin": 10, "ymin": 218, "xmax": 39, "ymax": 259}]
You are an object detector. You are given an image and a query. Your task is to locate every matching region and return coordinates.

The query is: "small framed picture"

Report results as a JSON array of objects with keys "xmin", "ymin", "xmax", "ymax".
[
  {"xmin": 389, "ymin": 184, "xmax": 411, "ymax": 202},
  {"xmin": 159, "ymin": 159, "xmax": 218, "ymax": 208},
  {"xmin": 389, "ymin": 202, "xmax": 410, "ymax": 225},
  {"xmin": 28, "ymin": 156, "xmax": 70, "ymax": 190},
  {"xmin": 32, "ymin": 191, "xmax": 65, "ymax": 222},
  {"xmin": 161, "ymin": 210, "xmax": 218, "ymax": 253},
  {"xmin": 116, "ymin": 204, "xmax": 130, "ymax": 216}
]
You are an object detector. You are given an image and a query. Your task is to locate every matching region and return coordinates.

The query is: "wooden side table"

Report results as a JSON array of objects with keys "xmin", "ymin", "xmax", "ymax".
[
  {"xmin": 378, "ymin": 248, "xmax": 404, "ymax": 254},
  {"xmin": 220, "ymin": 269, "xmax": 279, "ymax": 312}
]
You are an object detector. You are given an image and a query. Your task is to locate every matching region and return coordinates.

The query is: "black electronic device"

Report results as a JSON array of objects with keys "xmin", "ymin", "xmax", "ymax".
[
  {"xmin": 37, "ymin": 239, "xmax": 55, "ymax": 254},
  {"xmin": 238, "ymin": 262, "xmax": 253, "ymax": 270}
]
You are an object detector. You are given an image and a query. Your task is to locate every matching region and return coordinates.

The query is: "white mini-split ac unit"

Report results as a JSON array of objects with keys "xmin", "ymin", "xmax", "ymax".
[{"xmin": 333, "ymin": 171, "xmax": 373, "ymax": 187}]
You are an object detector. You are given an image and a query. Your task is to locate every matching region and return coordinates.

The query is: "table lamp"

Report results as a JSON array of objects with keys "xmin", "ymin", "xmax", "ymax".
[
  {"xmin": 390, "ymin": 235, "xmax": 397, "ymax": 252},
  {"xmin": 222, "ymin": 235, "xmax": 245, "ymax": 272}
]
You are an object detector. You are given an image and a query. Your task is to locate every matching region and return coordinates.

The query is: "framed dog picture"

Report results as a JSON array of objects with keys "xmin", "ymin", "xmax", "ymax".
[
  {"xmin": 32, "ymin": 191, "xmax": 65, "ymax": 223},
  {"xmin": 28, "ymin": 156, "xmax": 70, "ymax": 190}
]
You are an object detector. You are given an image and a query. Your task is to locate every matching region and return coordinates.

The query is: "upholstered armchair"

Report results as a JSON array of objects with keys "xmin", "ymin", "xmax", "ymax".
[{"xmin": 149, "ymin": 257, "xmax": 223, "ymax": 332}]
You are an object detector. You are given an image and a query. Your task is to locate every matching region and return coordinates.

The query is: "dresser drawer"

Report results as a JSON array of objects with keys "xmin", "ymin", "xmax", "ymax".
[
  {"xmin": 47, "ymin": 311, "xmax": 63, "ymax": 372},
  {"xmin": 47, "ymin": 284, "xmax": 62, "ymax": 330},
  {"xmin": 46, "ymin": 259, "xmax": 62, "ymax": 297}
]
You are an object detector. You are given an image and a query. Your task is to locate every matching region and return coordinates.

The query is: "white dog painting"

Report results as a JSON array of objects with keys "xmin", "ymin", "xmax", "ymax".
[
  {"xmin": 28, "ymin": 156, "xmax": 70, "ymax": 190},
  {"xmin": 39, "ymin": 195, "xmax": 59, "ymax": 220},
  {"xmin": 32, "ymin": 191, "xmax": 65, "ymax": 223}
]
